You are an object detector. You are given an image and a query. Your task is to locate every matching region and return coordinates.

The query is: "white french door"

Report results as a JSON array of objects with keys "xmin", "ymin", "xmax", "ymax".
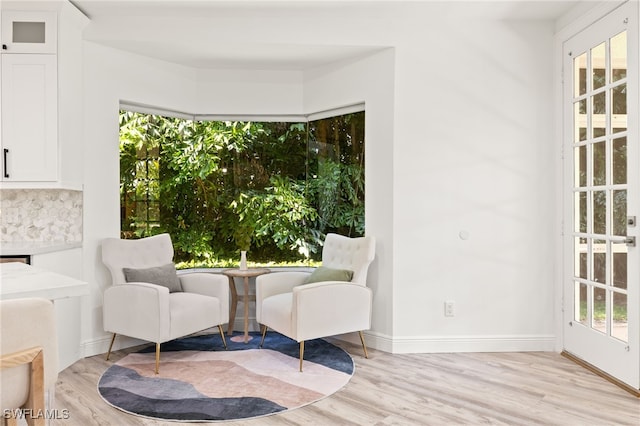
[{"xmin": 563, "ymin": 1, "xmax": 639, "ymax": 389}]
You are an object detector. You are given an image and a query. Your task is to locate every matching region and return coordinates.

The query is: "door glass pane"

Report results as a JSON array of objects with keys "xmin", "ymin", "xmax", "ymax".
[
  {"xmin": 574, "ymin": 52, "xmax": 587, "ymax": 96},
  {"xmin": 575, "ymin": 237, "xmax": 587, "ymax": 279},
  {"xmin": 575, "ymin": 191, "xmax": 587, "ymax": 233},
  {"xmin": 612, "ymin": 137, "xmax": 626, "ymax": 184},
  {"xmin": 592, "ymin": 286, "xmax": 607, "ymax": 333},
  {"xmin": 612, "ymin": 189, "xmax": 627, "ymax": 236},
  {"xmin": 592, "ymin": 239, "xmax": 607, "ymax": 284},
  {"xmin": 576, "ymin": 282, "xmax": 588, "ymax": 324},
  {"xmin": 612, "ymin": 242, "xmax": 627, "ymax": 289},
  {"xmin": 592, "ymin": 92, "xmax": 606, "ymax": 138},
  {"xmin": 575, "ymin": 100, "xmax": 587, "ymax": 142},
  {"xmin": 575, "ymin": 145, "xmax": 587, "ymax": 187},
  {"xmin": 592, "ymin": 191, "xmax": 606, "ymax": 234},
  {"xmin": 593, "ymin": 141, "xmax": 606, "ymax": 185},
  {"xmin": 592, "ymin": 42, "xmax": 606, "ymax": 90},
  {"xmin": 610, "ymin": 31, "xmax": 627, "ymax": 82},
  {"xmin": 612, "ymin": 291, "xmax": 628, "ymax": 342},
  {"xmin": 612, "ymin": 83, "xmax": 627, "ymax": 133}
]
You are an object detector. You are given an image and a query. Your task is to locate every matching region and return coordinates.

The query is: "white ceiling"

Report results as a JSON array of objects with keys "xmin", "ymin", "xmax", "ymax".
[{"xmin": 70, "ymin": 0, "xmax": 586, "ymax": 70}]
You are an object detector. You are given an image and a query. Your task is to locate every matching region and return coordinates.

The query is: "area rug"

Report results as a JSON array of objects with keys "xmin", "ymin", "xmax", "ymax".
[{"xmin": 97, "ymin": 332, "xmax": 354, "ymax": 422}]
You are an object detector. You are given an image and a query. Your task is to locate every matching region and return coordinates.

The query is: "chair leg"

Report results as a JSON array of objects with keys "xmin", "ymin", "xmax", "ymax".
[
  {"xmin": 299, "ymin": 341, "xmax": 305, "ymax": 372},
  {"xmin": 0, "ymin": 412, "xmax": 18, "ymax": 426},
  {"xmin": 155, "ymin": 343, "xmax": 160, "ymax": 374},
  {"xmin": 218, "ymin": 325, "xmax": 227, "ymax": 349},
  {"xmin": 358, "ymin": 331, "xmax": 369, "ymax": 359},
  {"xmin": 106, "ymin": 333, "xmax": 117, "ymax": 361},
  {"xmin": 260, "ymin": 325, "xmax": 268, "ymax": 348}
]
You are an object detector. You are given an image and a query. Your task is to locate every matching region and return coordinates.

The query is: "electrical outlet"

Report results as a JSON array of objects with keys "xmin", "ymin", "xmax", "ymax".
[{"xmin": 444, "ymin": 301, "xmax": 455, "ymax": 317}]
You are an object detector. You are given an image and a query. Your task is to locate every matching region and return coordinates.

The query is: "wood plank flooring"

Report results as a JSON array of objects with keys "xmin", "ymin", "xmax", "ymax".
[{"xmin": 51, "ymin": 338, "xmax": 639, "ymax": 425}]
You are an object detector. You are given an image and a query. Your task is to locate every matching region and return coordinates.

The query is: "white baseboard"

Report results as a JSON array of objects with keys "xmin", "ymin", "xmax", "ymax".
[
  {"xmin": 82, "ymin": 333, "xmax": 146, "ymax": 358},
  {"xmin": 83, "ymin": 330, "xmax": 557, "ymax": 360},
  {"xmin": 333, "ymin": 332, "xmax": 556, "ymax": 354}
]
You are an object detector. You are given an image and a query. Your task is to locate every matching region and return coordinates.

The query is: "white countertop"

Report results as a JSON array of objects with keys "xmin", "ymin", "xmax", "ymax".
[
  {"xmin": 0, "ymin": 241, "xmax": 82, "ymax": 256},
  {"xmin": 0, "ymin": 262, "xmax": 88, "ymax": 300}
]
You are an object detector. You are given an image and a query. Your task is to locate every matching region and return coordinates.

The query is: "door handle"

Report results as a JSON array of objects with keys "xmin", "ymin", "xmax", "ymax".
[
  {"xmin": 3, "ymin": 148, "xmax": 8, "ymax": 178},
  {"xmin": 625, "ymin": 236, "xmax": 636, "ymax": 247}
]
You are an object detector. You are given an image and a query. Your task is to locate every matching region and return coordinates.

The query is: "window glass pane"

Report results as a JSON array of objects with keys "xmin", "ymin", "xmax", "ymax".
[
  {"xmin": 574, "ymin": 52, "xmax": 587, "ymax": 96},
  {"xmin": 575, "ymin": 145, "xmax": 587, "ymax": 187},
  {"xmin": 592, "ymin": 286, "xmax": 607, "ymax": 333},
  {"xmin": 574, "ymin": 100, "xmax": 587, "ymax": 142},
  {"xmin": 591, "ymin": 42, "xmax": 606, "ymax": 90},
  {"xmin": 592, "ymin": 92, "xmax": 606, "ymax": 138},
  {"xmin": 612, "ymin": 291, "xmax": 628, "ymax": 342},
  {"xmin": 612, "ymin": 83, "xmax": 627, "ymax": 134},
  {"xmin": 610, "ymin": 31, "xmax": 627, "ymax": 82},
  {"xmin": 119, "ymin": 110, "xmax": 365, "ymax": 266},
  {"xmin": 592, "ymin": 191, "xmax": 606, "ymax": 234},
  {"xmin": 592, "ymin": 141, "xmax": 606, "ymax": 186},
  {"xmin": 612, "ymin": 137, "xmax": 627, "ymax": 184},
  {"xmin": 612, "ymin": 242, "xmax": 627, "ymax": 289},
  {"xmin": 612, "ymin": 190, "xmax": 627, "ymax": 236},
  {"xmin": 308, "ymin": 113, "xmax": 365, "ymax": 242}
]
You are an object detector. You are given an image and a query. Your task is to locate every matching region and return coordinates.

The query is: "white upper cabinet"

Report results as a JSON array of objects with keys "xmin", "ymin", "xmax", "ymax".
[
  {"xmin": 1, "ymin": 11, "xmax": 57, "ymax": 54},
  {"xmin": 1, "ymin": 10, "xmax": 59, "ymax": 183},
  {"xmin": 1, "ymin": 53, "xmax": 58, "ymax": 181}
]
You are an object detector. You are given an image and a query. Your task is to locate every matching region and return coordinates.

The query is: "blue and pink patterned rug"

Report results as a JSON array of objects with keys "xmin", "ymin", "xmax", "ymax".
[{"xmin": 97, "ymin": 332, "xmax": 354, "ymax": 422}]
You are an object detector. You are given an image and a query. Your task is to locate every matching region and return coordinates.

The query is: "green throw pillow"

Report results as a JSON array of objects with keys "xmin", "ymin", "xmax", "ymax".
[
  {"xmin": 123, "ymin": 263, "xmax": 183, "ymax": 293},
  {"xmin": 304, "ymin": 266, "xmax": 354, "ymax": 284}
]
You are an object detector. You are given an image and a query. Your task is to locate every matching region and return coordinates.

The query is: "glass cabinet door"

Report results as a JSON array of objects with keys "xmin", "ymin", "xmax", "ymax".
[{"xmin": 1, "ymin": 11, "xmax": 56, "ymax": 54}]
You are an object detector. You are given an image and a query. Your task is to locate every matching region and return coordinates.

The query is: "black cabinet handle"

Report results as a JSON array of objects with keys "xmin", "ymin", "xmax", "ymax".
[
  {"xmin": 1, "ymin": 44, "xmax": 6, "ymax": 50},
  {"xmin": 3, "ymin": 148, "xmax": 9, "ymax": 178}
]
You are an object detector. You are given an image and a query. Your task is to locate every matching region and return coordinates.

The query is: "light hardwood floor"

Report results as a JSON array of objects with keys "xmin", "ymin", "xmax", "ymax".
[{"xmin": 52, "ymin": 338, "xmax": 639, "ymax": 426}]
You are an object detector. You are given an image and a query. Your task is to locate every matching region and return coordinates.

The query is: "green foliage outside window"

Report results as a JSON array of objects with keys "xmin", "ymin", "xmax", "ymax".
[{"xmin": 119, "ymin": 110, "xmax": 365, "ymax": 268}]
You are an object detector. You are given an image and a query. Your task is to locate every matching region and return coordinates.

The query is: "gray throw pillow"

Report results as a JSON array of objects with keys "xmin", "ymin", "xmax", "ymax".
[
  {"xmin": 123, "ymin": 263, "xmax": 182, "ymax": 293},
  {"xmin": 304, "ymin": 266, "xmax": 354, "ymax": 284}
]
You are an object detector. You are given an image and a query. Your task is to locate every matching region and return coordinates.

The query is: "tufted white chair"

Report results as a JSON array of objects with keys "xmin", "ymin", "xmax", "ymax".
[
  {"xmin": 1, "ymin": 297, "xmax": 58, "ymax": 426},
  {"xmin": 101, "ymin": 233, "xmax": 229, "ymax": 374},
  {"xmin": 256, "ymin": 233, "xmax": 375, "ymax": 371}
]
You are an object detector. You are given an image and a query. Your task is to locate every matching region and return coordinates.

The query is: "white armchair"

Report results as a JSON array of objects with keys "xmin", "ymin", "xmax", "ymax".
[
  {"xmin": 101, "ymin": 233, "xmax": 229, "ymax": 374},
  {"xmin": 256, "ymin": 233, "xmax": 375, "ymax": 371}
]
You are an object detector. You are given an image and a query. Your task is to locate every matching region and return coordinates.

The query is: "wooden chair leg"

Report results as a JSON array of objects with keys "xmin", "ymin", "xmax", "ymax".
[
  {"xmin": 218, "ymin": 325, "xmax": 227, "ymax": 349},
  {"xmin": 358, "ymin": 331, "xmax": 369, "ymax": 359},
  {"xmin": 25, "ymin": 349, "xmax": 45, "ymax": 426},
  {"xmin": 3, "ymin": 413, "xmax": 18, "ymax": 426},
  {"xmin": 299, "ymin": 341, "xmax": 305, "ymax": 372},
  {"xmin": 260, "ymin": 325, "xmax": 268, "ymax": 347},
  {"xmin": 106, "ymin": 333, "xmax": 117, "ymax": 361},
  {"xmin": 155, "ymin": 343, "xmax": 160, "ymax": 374}
]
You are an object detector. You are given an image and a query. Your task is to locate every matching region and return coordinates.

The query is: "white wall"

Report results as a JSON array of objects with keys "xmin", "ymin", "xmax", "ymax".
[
  {"xmin": 80, "ymin": 3, "xmax": 560, "ymax": 356},
  {"xmin": 391, "ymin": 17, "xmax": 556, "ymax": 352}
]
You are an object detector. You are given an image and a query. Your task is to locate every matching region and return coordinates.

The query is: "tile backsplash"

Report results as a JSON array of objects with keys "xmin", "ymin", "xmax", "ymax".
[{"xmin": 0, "ymin": 189, "xmax": 82, "ymax": 242}]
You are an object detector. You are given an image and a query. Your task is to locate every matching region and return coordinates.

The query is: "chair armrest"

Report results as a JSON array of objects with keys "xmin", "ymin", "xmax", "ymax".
[
  {"xmin": 179, "ymin": 272, "xmax": 229, "ymax": 322},
  {"xmin": 256, "ymin": 271, "xmax": 310, "ymax": 299},
  {"xmin": 103, "ymin": 282, "xmax": 170, "ymax": 342},
  {"xmin": 256, "ymin": 272, "xmax": 310, "ymax": 322},
  {"xmin": 292, "ymin": 281, "xmax": 372, "ymax": 341}
]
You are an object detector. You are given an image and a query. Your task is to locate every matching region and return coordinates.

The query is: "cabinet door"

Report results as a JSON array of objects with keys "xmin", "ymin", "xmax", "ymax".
[
  {"xmin": 1, "ymin": 11, "xmax": 57, "ymax": 54},
  {"xmin": 1, "ymin": 54, "xmax": 57, "ymax": 181}
]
